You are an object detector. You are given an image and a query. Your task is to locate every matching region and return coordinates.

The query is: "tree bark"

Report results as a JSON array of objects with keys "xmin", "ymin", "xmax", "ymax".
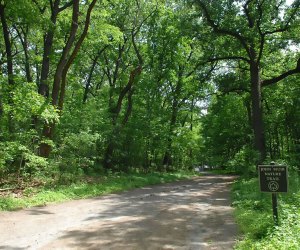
[
  {"xmin": 39, "ymin": 0, "xmax": 60, "ymax": 98},
  {"xmin": 0, "ymin": 3, "xmax": 14, "ymax": 132},
  {"xmin": 39, "ymin": 0, "xmax": 98, "ymax": 157},
  {"xmin": 58, "ymin": 0, "xmax": 97, "ymax": 111},
  {"xmin": 14, "ymin": 26, "xmax": 33, "ymax": 83},
  {"xmin": 103, "ymin": 65, "xmax": 142, "ymax": 169},
  {"xmin": 0, "ymin": 4, "xmax": 13, "ymax": 86},
  {"xmin": 83, "ymin": 46, "xmax": 108, "ymax": 103},
  {"xmin": 39, "ymin": 0, "xmax": 80, "ymax": 157},
  {"xmin": 250, "ymin": 60, "xmax": 266, "ymax": 162},
  {"xmin": 103, "ymin": 26, "xmax": 144, "ymax": 170},
  {"xmin": 83, "ymin": 56, "xmax": 99, "ymax": 104},
  {"xmin": 163, "ymin": 69, "xmax": 183, "ymax": 169}
]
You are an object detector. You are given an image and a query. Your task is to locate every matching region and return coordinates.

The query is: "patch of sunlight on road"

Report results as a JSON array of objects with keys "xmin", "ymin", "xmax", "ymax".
[{"xmin": 109, "ymin": 215, "xmax": 145, "ymax": 222}]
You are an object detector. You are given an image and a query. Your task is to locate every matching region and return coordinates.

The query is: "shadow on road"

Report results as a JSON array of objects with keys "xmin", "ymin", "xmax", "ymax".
[{"xmin": 42, "ymin": 176, "xmax": 237, "ymax": 250}]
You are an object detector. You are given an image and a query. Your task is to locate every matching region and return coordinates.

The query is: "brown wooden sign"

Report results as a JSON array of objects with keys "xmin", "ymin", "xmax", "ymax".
[{"xmin": 258, "ymin": 165, "xmax": 288, "ymax": 193}]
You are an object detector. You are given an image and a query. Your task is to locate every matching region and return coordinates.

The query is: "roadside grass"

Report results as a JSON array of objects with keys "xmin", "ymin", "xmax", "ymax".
[
  {"xmin": 232, "ymin": 169, "xmax": 300, "ymax": 249},
  {"xmin": 0, "ymin": 171, "xmax": 199, "ymax": 211}
]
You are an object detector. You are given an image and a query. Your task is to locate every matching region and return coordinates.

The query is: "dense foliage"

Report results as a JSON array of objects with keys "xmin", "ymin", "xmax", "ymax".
[{"xmin": 1, "ymin": 0, "xmax": 298, "ymax": 179}]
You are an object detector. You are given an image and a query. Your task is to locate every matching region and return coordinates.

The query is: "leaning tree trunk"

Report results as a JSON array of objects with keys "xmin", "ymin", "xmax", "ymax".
[
  {"xmin": 103, "ymin": 26, "xmax": 143, "ymax": 170},
  {"xmin": 39, "ymin": 0, "xmax": 80, "ymax": 157},
  {"xmin": 39, "ymin": 0, "xmax": 60, "ymax": 98},
  {"xmin": 103, "ymin": 65, "xmax": 142, "ymax": 170}
]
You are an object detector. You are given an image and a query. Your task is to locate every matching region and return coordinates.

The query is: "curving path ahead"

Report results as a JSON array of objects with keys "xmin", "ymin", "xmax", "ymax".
[{"xmin": 0, "ymin": 175, "xmax": 238, "ymax": 250}]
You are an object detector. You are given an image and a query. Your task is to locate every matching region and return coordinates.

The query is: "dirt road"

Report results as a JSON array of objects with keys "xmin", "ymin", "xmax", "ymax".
[{"xmin": 0, "ymin": 175, "xmax": 238, "ymax": 250}]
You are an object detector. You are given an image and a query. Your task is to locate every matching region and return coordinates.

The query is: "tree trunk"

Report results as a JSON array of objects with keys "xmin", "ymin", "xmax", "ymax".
[
  {"xmin": 58, "ymin": 0, "xmax": 97, "ymax": 111},
  {"xmin": 15, "ymin": 26, "xmax": 33, "ymax": 83},
  {"xmin": 103, "ymin": 66, "xmax": 142, "ymax": 170},
  {"xmin": 0, "ymin": 3, "xmax": 14, "ymax": 132},
  {"xmin": 83, "ymin": 46, "xmax": 107, "ymax": 104},
  {"xmin": 39, "ymin": 0, "xmax": 60, "ymax": 98},
  {"xmin": 0, "ymin": 94, "xmax": 3, "ymax": 118},
  {"xmin": 83, "ymin": 57, "xmax": 98, "ymax": 104},
  {"xmin": 163, "ymin": 69, "xmax": 183, "ymax": 169},
  {"xmin": 39, "ymin": 124, "xmax": 53, "ymax": 157},
  {"xmin": 250, "ymin": 61, "xmax": 266, "ymax": 163},
  {"xmin": 103, "ymin": 141, "xmax": 115, "ymax": 170},
  {"xmin": 39, "ymin": 0, "xmax": 80, "ymax": 157},
  {"xmin": 103, "ymin": 24, "xmax": 143, "ymax": 170},
  {"xmin": 34, "ymin": 1, "xmax": 60, "ymax": 134}
]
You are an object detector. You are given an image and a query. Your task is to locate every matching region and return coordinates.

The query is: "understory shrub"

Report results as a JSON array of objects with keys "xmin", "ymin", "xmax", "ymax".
[
  {"xmin": 233, "ymin": 167, "xmax": 300, "ymax": 250},
  {"xmin": 228, "ymin": 146, "xmax": 259, "ymax": 175},
  {"xmin": 0, "ymin": 141, "xmax": 48, "ymax": 180},
  {"xmin": 55, "ymin": 131, "xmax": 101, "ymax": 176}
]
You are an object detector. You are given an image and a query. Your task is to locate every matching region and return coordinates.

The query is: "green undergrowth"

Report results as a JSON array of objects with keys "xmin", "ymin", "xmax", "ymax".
[
  {"xmin": 0, "ymin": 171, "xmax": 198, "ymax": 211},
  {"xmin": 208, "ymin": 169, "xmax": 239, "ymax": 175},
  {"xmin": 232, "ymin": 169, "xmax": 300, "ymax": 250}
]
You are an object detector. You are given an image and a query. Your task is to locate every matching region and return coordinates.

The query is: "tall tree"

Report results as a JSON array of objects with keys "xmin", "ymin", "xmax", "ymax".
[
  {"xmin": 39, "ymin": 0, "xmax": 98, "ymax": 157},
  {"xmin": 192, "ymin": 0, "xmax": 300, "ymax": 162},
  {"xmin": 102, "ymin": 0, "xmax": 148, "ymax": 169},
  {"xmin": 0, "ymin": 1, "xmax": 14, "ymax": 131},
  {"xmin": 37, "ymin": 0, "xmax": 74, "ymax": 98}
]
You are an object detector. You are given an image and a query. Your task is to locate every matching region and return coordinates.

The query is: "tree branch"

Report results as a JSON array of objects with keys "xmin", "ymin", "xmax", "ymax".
[
  {"xmin": 221, "ymin": 87, "xmax": 250, "ymax": 94},
  {"xmin": 131, "ymin": 30, "xmax": 143, "ymax": 65},
  {"xmin": 133, "ymin": 4, "xmax": 158, "ymax": 37},
  {"xmin": 59, "ymin": 0, "xmax": 98, "ymax": 110},
  {"xmin": 58, "ymin": 0, "xmax": 74, "ymax": 12},
  {"xmin": 262, "ymin": 58, "xmax": 300, "ymax": 87},
  {"xmin": 31, "ymin": 0, "xmax": 46, "ymax": 13},
  {"xmin": 113, "ymin": 41, "xmax": 127, "ymax": 85},
  {"xmin": 196, "ymin": 0, "xmax": 251, "ymax": 57},
  {"xmin": 115, "ymin": 65, "xmax": 142, "ymax": 119},
  {"xmin": 52, "ymin": 0, "xmax": 79, "ymax": 106},
  {"xmin": 256, "ymin": 1, "xmax": 265, "ymax": 63},
  {"xmin": 262, "ymin": 1, "xmax": 300, "ymax": 36},
  {"xmin": 50, "ymin": 0, "xmax": 54, "ymax": 13},
  {"xmin": 122, "ymin": 87, "xmax": 134, "ymax": 125},
  {"xmin": 243, "ymin": 0, "xmax": 255, "ymax": 28},
  {"xmin": 187, "ymin": 55, "xmax": 250, "ymax": 78}
]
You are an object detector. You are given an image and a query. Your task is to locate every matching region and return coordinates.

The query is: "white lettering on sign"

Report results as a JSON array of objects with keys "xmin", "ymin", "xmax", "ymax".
[
  {"xmin": 273, "ymin": 168, "xmax": 284, "ymax": 171},
  {"xmin": 266, "ymin": 177, "xmax": 280, "ymax": 181},
  {"xmin": 264, "ymin": 172, "xmax": 281, "ymax": 176},
  {"xmin": 261, "ymin": 168, "xmax": 271, "ymax": 171},
  {"xmin": 258, "ymin": 165, "xmax": 288, "ymax": 193}
]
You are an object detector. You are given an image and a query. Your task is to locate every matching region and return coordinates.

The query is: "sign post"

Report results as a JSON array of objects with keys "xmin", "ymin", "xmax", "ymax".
[
  {"xmin": 258, "ymin": 162, "xmax": 288, "ymax": 225},
  {"xmin": 271, "ymin": 193, "xmax": 278, "ymax": 224}
]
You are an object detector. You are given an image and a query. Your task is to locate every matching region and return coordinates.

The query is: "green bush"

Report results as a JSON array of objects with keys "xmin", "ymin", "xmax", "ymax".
[
  {"xmin": 55, "ymin": 131, "xmax": 101, "ymax": 176},
  {"xmin": 233, "ymin": 168, "xmax": 300, "ymax": 249},
  {"xmin": 228, "ymin": 146, "xmax": 259, "ymax": 176},
  {"xmin": 0, "ymin": 141, "xmax": 48, "ymax": 179}
]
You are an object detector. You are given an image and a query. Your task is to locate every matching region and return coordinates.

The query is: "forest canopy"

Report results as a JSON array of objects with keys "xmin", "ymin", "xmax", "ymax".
[{"xmin": 0, "ymin": 0, "xmax": 299, "ymax": 181}]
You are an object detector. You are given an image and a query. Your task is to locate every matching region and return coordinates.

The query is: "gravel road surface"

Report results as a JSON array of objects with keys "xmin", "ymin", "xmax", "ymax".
[{"xmin": 0, "ymin": 175, "xmax": 238, "ymax": 250}]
